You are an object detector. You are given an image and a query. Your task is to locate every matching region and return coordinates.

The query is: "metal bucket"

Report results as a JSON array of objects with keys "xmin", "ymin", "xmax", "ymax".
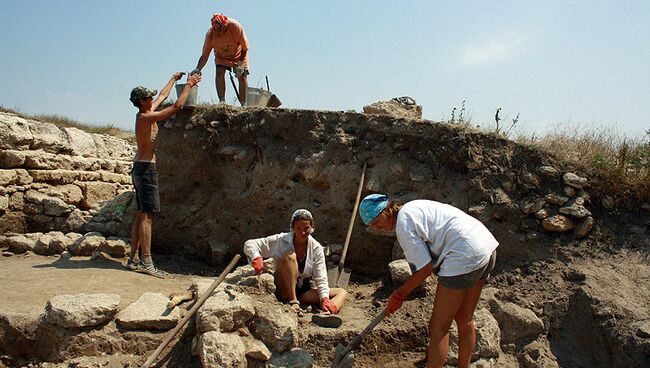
[
  {"xmin": 175, "ymin": 83, "xmax": 198, "ymax": 106},
  {"xmin": 245, "ymin": 87, "xmax": 273, "ymax": 107}
]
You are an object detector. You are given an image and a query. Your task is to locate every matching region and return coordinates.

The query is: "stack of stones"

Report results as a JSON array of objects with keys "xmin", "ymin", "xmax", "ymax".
[{"xmin": 0, "ymin": 112, "xmax": 135, "ymax": 237}]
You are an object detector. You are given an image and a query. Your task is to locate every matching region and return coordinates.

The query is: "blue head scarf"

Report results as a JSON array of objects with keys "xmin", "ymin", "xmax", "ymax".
[{"xmin": 359, "ymin": 194, "xmax": 389, "ymax": 225}]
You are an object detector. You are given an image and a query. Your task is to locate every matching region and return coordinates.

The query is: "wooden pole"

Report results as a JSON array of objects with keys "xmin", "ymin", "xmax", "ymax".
[{"xmin": 141, "ymin": 254, "xmax": 241, "ymax": 368}]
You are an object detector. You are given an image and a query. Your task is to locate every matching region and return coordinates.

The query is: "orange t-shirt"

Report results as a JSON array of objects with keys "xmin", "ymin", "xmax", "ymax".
[{"xmin": 202, "ymin": 18, "xmax": 250, "ymax": 68}]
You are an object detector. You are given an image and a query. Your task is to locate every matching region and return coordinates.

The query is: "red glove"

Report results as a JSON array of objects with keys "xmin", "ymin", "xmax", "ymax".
[
  {"xmin": 321, "ymin": 297, "xmax": 338, "ymax": 314},
  {"xmin": 386, "ymin": 291, "xmax": 405, "ymax": 317},
  {"xmin": 251, "ymin": 257, "xmax": 263, "ymax": 274}
]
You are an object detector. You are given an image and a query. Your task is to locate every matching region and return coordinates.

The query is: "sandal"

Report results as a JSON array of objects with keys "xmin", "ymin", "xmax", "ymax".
[
  {"xmin": 311, "ymin": 313, "xmax": 343, "ymax": 328},
  {"xmin": 136, "ymin": 262, "xmax": 168, "ymax": 279},
  {"xmin": 287, "ymin": 299, "xmax": 302, "ymax": 312}
]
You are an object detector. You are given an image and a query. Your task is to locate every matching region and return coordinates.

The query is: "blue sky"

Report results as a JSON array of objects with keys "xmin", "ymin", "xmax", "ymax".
[{"xmin": 0, "ymin": 1, "xmax": 648, "ymax": 138}]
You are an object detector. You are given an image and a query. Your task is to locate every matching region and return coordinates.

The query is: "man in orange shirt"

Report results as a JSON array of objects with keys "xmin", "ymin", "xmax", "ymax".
[{"xmin": 190, "ymin": 13, "xmax": 249, "ymax": 105}]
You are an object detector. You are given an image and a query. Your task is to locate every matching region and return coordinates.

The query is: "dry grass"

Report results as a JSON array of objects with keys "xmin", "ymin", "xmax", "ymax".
[
  {"xmin": 0, "ymin": 106, "xmax": 134, "ymax": 140},
  {"xmin": 517, "ymin": 125, "xmax": 650, "ymax": 201}
]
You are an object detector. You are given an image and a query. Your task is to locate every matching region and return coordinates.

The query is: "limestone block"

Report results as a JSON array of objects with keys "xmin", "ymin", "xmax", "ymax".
[
  {"xmin": 267, "ymin": 348, "xmax": 314, "ymax": 368},
  {"xmin": 362, "ymin": 99, "xmax": 422, "ymax": 120},
  {"xmin": 56, "ymin": 184, "xmax": 83, "ymax": 205},
  {"xmin": 34, "ymin": 233, "xmax": 55, "ymax": 255},
  {"xmin": 241, "ymin": 334, "xmax": 272, "ymax": 361},
  {"xmin": 97, "ymin": 238, "xmax": 128, "ymax": 258},
  {"xmin": 0, "ymin": 195, "xmax": 7, "ymax": 213},
  {"xmin": 0, "ymin": 169, "xmax": 33, "ymax": 186},
  {"xmin": 544, "ymin": 194, "xmax": 569, "ymax": 206},
  {"xmin": 541, "ymin": 215, "xmax": 575, "ymax": 232},
  {"xmin": 197, "ymin": 331, "xmax": 247, "ymax": 368},
  {"xmin": 489, "ymin": 299, "xmax": 545, "ymax": 343},
  {"xmin": 80, "ymin": 181, "xmax": 117, "ymax": 209},
  {"xmin": 448, "ymin": 308, "xmax": 501, "ymax": 364},
  {"xmin": 44, "ymin": 293, "xmax": 120, "ymax": 328},
  {"xmin": 63, "ymin": 127, "xmax": 97, "ymax": 157},
  {"xmin": 116, "ymin": 292, "xmax": 180, "ymax": 330},
  {"xmin": 559, "ymin": 203, "xmax": 592, "ymax": 219},
  {"xmin": 575, "ymin": 216, "xmax": 595, "ymax": 239},
  {"xmin": 68, "ymin": 233, "xmax": 104, "ymax": 256},
  {"xmin": 7, "ymin": 235, "xmax": 35, "ymax": 253},
  {"xmin": 0, "ymin": 150, "xmax": 26, "ymax": 168},
  {"xmin": 563, "ymin": 172, "xmax": 588, "ymax": 189},
  {"xmin": 519, "ymin": 338, "xmax": 559, "ymax": 368},
  {"xmin": 0, "ymin": 114, "xmax": 33, "ymax": 150},
  {"xmin": 28, "ymin": 121, "xmax": 70, "ymax": 153},
  {"xmin": 388, "ymin": 259, "xmax": 412, "ymax": 283},
  {"xmin": 99, "ymin": 172, "xmax": 131, "ymax": 185},
  {"xmin": 48, "ymin": 232, "xmax": 70, "ymax": 253},
  {"xmin": 521, "ymin": 199, "xmax": 546, "ymax": 215},
  {"xmin": 63, "ymin": 209, "xmax": 89, "ymax": 233},
  {"xmin": 196, "ymin": 289, "xmax": 255, "ymax": 333},
  {"xmin": 23, "ymin": 150, "xmax": 70, "ymax": 170},
  {"xmin": 250, "ymin": 303, "xmax": 298, "ymax": 353}
]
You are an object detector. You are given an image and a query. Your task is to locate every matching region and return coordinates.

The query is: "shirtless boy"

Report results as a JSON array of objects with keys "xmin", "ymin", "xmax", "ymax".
[{"xmin": 127, "ymin": 72, "xmax": 201, "ymax": 278}]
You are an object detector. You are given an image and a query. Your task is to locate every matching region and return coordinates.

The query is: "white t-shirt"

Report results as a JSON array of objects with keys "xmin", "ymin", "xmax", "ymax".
[{"xmin": 395, "ymin": 200, "xmax": 499, "ymax": 277}]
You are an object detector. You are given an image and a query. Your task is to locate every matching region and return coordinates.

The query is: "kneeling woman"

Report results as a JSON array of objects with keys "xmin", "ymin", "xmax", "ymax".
[
  {"xmin": 359, "ymin": 194, "xmax": 498, "ymax": 368},
  {"xmin": 243, "ymin": 209, "xmax": 347, "ymax": 318}
]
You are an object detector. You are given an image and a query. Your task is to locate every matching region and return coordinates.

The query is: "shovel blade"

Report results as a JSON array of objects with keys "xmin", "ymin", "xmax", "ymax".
[
  {"xmin": 327, "ymin": 267, "xmax": 352, "ymax": 288},
  {"xmin": 332, "ymin": 343, "xmax": 355, "ymax": 368}
]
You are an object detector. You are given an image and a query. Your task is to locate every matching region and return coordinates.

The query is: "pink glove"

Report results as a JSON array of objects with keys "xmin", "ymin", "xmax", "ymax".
[
  {"xmin": 321, "ymin": 297, "xmax": 338, "ymax": 314},
  {"xmin": 386, "ymin": 291, "xmax": 404, "ymax": 317},
  {"xmin": 251, "ymin": 257, "xmax": 263, "ymax": 274}
]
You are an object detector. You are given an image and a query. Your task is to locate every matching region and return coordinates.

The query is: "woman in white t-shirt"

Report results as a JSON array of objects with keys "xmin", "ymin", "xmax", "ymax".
[{"xmin": 359, "ymin": 194, "xmax": 498, "ymax": 368}]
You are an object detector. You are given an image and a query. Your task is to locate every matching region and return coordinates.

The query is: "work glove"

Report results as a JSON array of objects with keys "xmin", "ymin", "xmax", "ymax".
[
  {"xmin": 251, "ymin": 256, "xmax": 263, "ymax": 274},
  {"xmin": 386, "ymin": 291, "xmax": 405, "ymax": 317},
  {"xmin": 321, "ymin": 297, "xmax": 338, "ymax": 314},
  {"xmin": 190, "ymin": 68, "xmax": 201, "ymax": 76}
]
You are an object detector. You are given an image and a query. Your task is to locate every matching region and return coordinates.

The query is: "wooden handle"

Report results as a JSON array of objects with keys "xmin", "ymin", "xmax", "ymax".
[
  {"xmin": 341, "ymin": 307, "xmax": 387, "ymax": 357},
  {"xmin": 141, "ymin": 254, "xmax": 241, "ymax": 368},
  {"xmin": 338, "ymin": 163, "xmax": 367, "ymax": 270}
]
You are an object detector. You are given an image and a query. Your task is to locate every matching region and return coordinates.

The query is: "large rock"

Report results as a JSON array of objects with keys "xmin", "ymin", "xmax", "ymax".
[
  {"xmin": 63, "ymin": 127, "xmax": 97, "ymax": 157},
  {"xmin": 0, "ymin": 114, "xmax": 33, "ymax": 150},
  {"xmin": 44, "ymin": 293, "xmax": 120, "ymax": 328},
  {"xmin": 0, "ymin": 150, "xmax": 26, "ymax": 168},
  {"xmin": 250, "ymin": 303, "xmax": 298, "ymax": 353},
  {"xmin": 559, "ymin": 203, "xmax": 592, "ymax": 219},
  {"xmin": 97, "ymin": 238, "xmax": 128, "ymax": 258},
  {"xmin": 116, "ymin": 292, "xmax": 180, "ymax": 330},
  {"xmin": 563, "ymin": 172, "xmax": 588, "ymax": 189},
  {"xmin": 541, "ymin": 215, "xmax": 575, "ymax": 232},
  {"xmin": 7, "ymin": 235, "xmax": 35, "ymax": 254},
  {"xmin": 56, "ymin": 184, "xmax": 83, "ymax": 206},
  {"xmin": 196, "ymin": 289, "xmax": 255, "ymax": 333},
  {"xmin": 362, "ymin": 98, "xmax": 423, "ymax": 120},
  {"xmin": 489, "ymin": 299, "xmax": 545, "ymax": 343},
  {"xmin": 518, "ymin": 338, "xmax": 560, "ymax": 368},
  {"xmin": 79, "ymin": 181, "xmax": 117, "ymax": 209},
  {"xmin": 197, "ymin": 331, "xmax": 247, "ymax": 368},
  {"xmin": 68, "ymin": 233, "xmax": 104, "ymax": 256},
  {"xmin": 242, "ymin": 334, "xmax": 272, "ymax": 361},
  {"xmin": 34, "ymin": 233, "xmax": 55, "ymax": 255},
  {"xmin": 448, "ymin": 308, "xmax": 501, "ymax": 364},
  {"xmin": 28, "ymin": 121, "xmax": 70, "ymax": 153},
  {"xmin": 267, "ymin": 348, "xmax": 314, "ymax": 368},
  {"xmin": 0, "ymin": 169, "xmax": 33, "ymax": 186},
  {"xmin": 388, "ymin": 259, "xmax": 412, "ymax": 283},
  {"xmin": 0, "ymin": 195, "xmax": 8, "ymax": 213}
]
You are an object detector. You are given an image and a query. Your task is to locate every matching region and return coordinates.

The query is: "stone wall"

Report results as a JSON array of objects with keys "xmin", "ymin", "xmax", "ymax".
[{"xmin": 0, "ymin": 112, "xmax": 135, "ymax": 237}]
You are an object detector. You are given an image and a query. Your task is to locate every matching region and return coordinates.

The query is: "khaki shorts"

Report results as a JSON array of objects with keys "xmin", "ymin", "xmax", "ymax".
[{"xmin": 438, "ymin": 250, "xmax": 497, "ymax": 290}]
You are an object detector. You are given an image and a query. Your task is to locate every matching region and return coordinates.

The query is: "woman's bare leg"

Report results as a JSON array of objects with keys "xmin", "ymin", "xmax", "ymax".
[
  {"xmin": 427, "ymin": 283, "xmax": 466, "ymax": 368},
  {"xmin": 274, "ymin": 251, "xmax": 299, "ymax": 302},
  {"xmin": 454, "ymin": 280, "xmax": 485, "ymax": 368}
]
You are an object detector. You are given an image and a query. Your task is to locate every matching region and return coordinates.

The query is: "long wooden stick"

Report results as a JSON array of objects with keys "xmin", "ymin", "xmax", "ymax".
[
  {"xmin": 334, "ymin": 163, "xmax": 367, "ymax": 283},
  {"xmin": 338, "ymin": 308, "xmax": 387, "ymax": 360},
  {"xmin": 141, "ymin": 254, "xmax": 241, "ymax": 368}
]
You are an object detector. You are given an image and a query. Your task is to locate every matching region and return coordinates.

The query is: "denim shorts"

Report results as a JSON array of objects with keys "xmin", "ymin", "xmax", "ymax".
[
  {"xmin": 438, "ymin": 250, "xmax": 497, "ymax": 290},
  {"xmin": 132, "ymin": 162, "xmax": 160, "ymax": 213}
]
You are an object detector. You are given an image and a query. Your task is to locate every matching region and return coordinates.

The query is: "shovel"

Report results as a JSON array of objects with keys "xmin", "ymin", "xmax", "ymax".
[
  {"xmin": 141, "ymin": 254, "xmax": 241, "ymax": 368},
  {"xmin": 327, "ymin": 163, "xmax": 367, "ymax": 288},
  {"xmin": 332, "ymin": 308, "xmax": 387, "ymax": 368}
]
